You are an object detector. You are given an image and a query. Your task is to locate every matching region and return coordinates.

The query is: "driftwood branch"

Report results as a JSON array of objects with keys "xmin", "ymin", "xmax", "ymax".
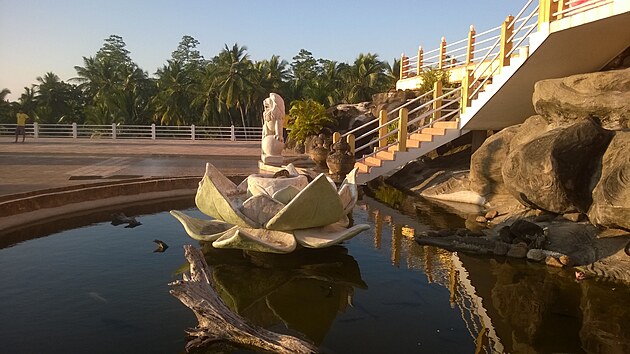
[{"xmin": 169, "ymin": 245, "xmax": 319, "ymax": 353}]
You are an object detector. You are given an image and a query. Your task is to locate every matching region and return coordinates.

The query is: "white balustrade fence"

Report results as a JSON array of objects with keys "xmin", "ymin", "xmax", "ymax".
[{"xmin": 0, "ymin": 123, "xmax": 263, "ymax": 141}]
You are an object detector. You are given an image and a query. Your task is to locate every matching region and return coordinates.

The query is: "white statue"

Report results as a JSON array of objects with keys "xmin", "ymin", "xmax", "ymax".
[{"xmin": 261, "ymin": 93, "xmax": 285, "ymax": 164}]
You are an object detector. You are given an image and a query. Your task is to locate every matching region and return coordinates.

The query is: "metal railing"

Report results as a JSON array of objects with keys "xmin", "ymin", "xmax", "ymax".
[{"xmin": 0, "ymin": 123, "xmax": 263, "ymax": 141}]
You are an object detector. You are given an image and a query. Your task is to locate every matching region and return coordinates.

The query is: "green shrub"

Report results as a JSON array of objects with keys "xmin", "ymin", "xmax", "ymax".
[{"xmin": 287, "ymin": 99, "xmax": 333, "ymax": 145}]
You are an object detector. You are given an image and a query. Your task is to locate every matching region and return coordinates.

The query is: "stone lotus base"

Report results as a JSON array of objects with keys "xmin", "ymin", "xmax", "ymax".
[{"xmin": 171, "ymin": 162, "xmax": 369, "ymax": 253}]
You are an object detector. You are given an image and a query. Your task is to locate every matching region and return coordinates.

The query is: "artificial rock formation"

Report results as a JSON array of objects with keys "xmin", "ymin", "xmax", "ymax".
[
  {"xmin": 468, "ymin": 68, "xmax": 630, "ymax": 230},
  {"xmin": 502, "ymin": 117, "xmax": 613, "ymax": 214},
  {"xmin": 588, "ymin": 131, "xmax": 630, "ymax": 230},
  {"xmin": 533, "ymin": 67, "xmax": 630, "ymax": 130}
]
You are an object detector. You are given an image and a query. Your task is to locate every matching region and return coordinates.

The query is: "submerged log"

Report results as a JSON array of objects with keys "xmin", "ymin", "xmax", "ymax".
[{"xmin": 169, "ymin": 245, "xmax": 319, "ymax": 353}]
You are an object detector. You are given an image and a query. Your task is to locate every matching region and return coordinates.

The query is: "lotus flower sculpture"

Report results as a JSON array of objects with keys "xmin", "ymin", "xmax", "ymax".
[{"xmin": 170, "ymin": 162, "xmax": 370, "ymax": 253}]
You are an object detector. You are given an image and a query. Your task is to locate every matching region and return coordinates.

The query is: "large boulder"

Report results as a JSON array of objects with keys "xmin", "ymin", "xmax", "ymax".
[
  {"xmin": 326, "ymin": 102, "xmax": 373, "ymax": 133},
  {"xmin": 502, "ymin": 117, "xmax": 613, "ymax": 214},
  {"xmin": 588, "ymin": 131, "xmax": 630, "ymax": 229},
  {"xmin": 470, "ymin": 115, "xmax": 551, "ymax": 198},
  {"xmin": 532, "ymin": 67, "xmax": 630, "ymax": 129}
]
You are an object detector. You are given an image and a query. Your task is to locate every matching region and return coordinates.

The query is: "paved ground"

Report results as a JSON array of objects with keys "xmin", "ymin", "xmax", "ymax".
[{"xmin": 0, "ymin": 137, "xmax": 266, "ymax": 197}]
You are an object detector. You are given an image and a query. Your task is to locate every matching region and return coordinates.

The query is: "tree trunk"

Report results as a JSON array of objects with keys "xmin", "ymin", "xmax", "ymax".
[{"xmin": 169, "ymin": 245, "xmax": 319, "ymax": 353}]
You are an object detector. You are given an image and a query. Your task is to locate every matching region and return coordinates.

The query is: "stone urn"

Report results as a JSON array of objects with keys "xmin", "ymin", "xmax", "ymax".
[
  {"xmin": 309, "ymin": 134, "xmax": 330, "ymax": 170},
  {"xmin": 327, "ymin": 139, "xmax": 355, "ymax": 183}
]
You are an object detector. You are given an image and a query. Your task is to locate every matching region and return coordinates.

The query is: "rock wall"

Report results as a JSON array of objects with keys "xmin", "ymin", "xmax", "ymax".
[{"xmin": 471, "ymin": 67, "xmax": 630, "ymax": 230}]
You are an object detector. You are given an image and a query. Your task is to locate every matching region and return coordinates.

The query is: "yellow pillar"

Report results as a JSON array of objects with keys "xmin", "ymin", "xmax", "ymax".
[
  {"xmin": 374, "ymin": 210, "xmax": 382, "ymax": 249},
  {"xmin": 556, "ymin": 0, "xmax": 566, "ymax": 20},
  {"xmin": 332, "ymin": 131, "xmax": 341, "ymax": 144},
  {"xmin": 416, "ymin": 46, "xmax": 424, "ymax": 76},
  {"xmin": 432, "ymin": 80, "xmax": 443, "ymax": 123},
  {"xmin": 538, "ymin": 0, "xmax": 550, "ymax": 30},
  {"xmin": 438, "ymin": 37, "xmax": 447, "ymax": 69},
  {"xmin": 346, "ymin": 134, "xmax": 355, "ymax": 154},
  {"xmin": 499, "ymin": 15, "xmax": 515, "ymax": 71},
  {"xmin": 465, "ymin": 25, "xmax": 476, "ymax": 66},
  {"xmin": 378, "ymin": 110, "xmax": 388, "ymax": 149},
  {"xmin": 460, "ymin": 69, "xmax": 473, "ymax": 114},
  {"xmin": 397, "ymin": 108, "xmax": 408, "ymax": 152}
]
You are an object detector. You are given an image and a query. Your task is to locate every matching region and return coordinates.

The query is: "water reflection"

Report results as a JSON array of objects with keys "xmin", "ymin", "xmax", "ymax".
[
  {"xmin": 198, "ymin": 244, "xmax": 366, "ymax": 344},
  {"xmin": 362, "ymin": 193, "xmax": 630, "ymax": 354}
]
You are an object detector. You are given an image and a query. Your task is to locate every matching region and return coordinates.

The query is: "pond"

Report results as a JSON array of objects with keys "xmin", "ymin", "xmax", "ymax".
[{"xmin": 1, "ymin": 193, "xmax": 629, "ymax": 353}]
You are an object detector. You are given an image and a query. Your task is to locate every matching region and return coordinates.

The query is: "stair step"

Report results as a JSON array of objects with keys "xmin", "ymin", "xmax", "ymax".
[
  {"xmin": 421, "ymin": 127, "xmax": 446, "ymax": 136},
  {"xmin": 376, "ymin": 150, "xmax": 395, "ymax": 161},
  {"xmin": 355, "ymin": 162, "xmax": 369, "ymax": 173},
  {"xmin": 364, "ymin": 156, "xmax": 382, "ymax": 167},
  {"xmin": 388, "ymin": 139, "xmax": 421, "ymax": 152},
  {"xmin": 432, "ymin": 121, "xmax": 458, "ymax": 129},
  {"xmin": 410, "ymin": 133, "xmax": 433, "ymax": 142}
]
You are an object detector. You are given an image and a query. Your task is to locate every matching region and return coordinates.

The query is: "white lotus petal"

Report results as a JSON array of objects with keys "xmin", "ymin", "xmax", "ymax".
[
  {"xmin": 338, "ymin": 184, "xmax": 358, "ymax": 215},
  {"xmin": 169, "ymin": 210, "xmax": 235, "ymax": 241},
  {"xmin": 340, "ymin": 167, "xmax": 358, "ymax": 187},
  {"xmin": 272, "ymin": 185, "xmax": 301, "ymax": 205},
  {"xmin": 266, "ymin": 173, "xmax": 345, "ymax": 231},
  {"xmin": 249, "ymin": 182, "xmax": 270, "ymax": 197},
  {"xmin": 213, "ymin": 227, "xmax": 297, "ymax": 254},
  {"xmin": 285, "ymin": 163, "xmax": 299, "ymax": 176},
  {"xmin": 195, "ymin": 174, "xmax": 259, "ymax": 228},
  {"xmin": 294, "ymin": 223, "xmax": 371, "ymax": 248},
  {"xmin": 248, "ymin": 173, "xmax": 308, "ymax": 196},
  {"xmin": 241, "ymin": 194, "xmax": 285, "ymax": 226}
]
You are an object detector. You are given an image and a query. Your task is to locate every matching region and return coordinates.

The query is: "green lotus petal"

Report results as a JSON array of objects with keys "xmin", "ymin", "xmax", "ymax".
[
  {"xmin": 294, "ymin": 223, "xmax": 371, "ymax": 248},
  {"xmin": 266, "ymin": 174, "xmax": 345, "ymax": 231},
  {"xmin": 213, "ymin": 227, "xmax": 297, "ymax": 254},
  {"xmin": 169, "ymin": 210, "xmax": 235, "ymax": 241},
  {"xmin": 272, "ymin": 185, "xmax": 301, "ymax": 205},
  {"xmin": 195, "ymin": 174, "xmax": 259, "ymax": 228},
  {"xmin": 202, "ymin": 162, "xmax": 238, "ymax": 195}
]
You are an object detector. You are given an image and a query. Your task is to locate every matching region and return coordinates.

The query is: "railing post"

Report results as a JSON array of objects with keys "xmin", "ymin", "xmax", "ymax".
[
  {"xmin": 499, "ymin": 15, "xmax": 515, "ymax": 71},
  {"xmin": 432, "ymin": 80, "xmax": 443, "ymax": 123},
  {"xmin": 151, "ymin": 123, "xmax": 156, "ymax": 140},
  {"xmin": 332, "ymin": 131, "xmax": 341, "ymax": 144},
  {"xmin": 556, "ymin": 0, "xmax": 566, "ymax": 20},
  {"xmin": 33, "ymin": 122, "xmax": 39, "ymax": 139},
  {"xmin": 191, "ymin": 124, "xmax": 196, "ymax": 141},
  {"xmin": 72, "ymin": 122, "xmax": 77, "ymax": 138},
  {"xmin": 230, "ymin": 124, "xmax": 236, "ymax": 141},
  {"xmin": 346, "ymin": 134, "xmax": 355, "ymax": 155},
  {"xmin": 538, "ymin": 0, "xmax": 550, "ymax": 30},
  {"xmin": 465, "ymin": 25, "xmax": 476, "ymax": 66},
  {"xmin": 397, "ymin": 108, "xmax": 408, "ymax": 152},
  {"xmin": 112, "ymin": 123, "xmax": 116, "ymax": 139},
  {"xmin": 461, "ymin": 69, "xmax": 473, "ymax": 114},
  {"xmin": 378, "ymin": 110, "xmax": 388, "ymax": 149},
  {"xmin": 438, "ymin": 37, "xmax": 447, "ymax": 69},
  {"xmin": 416, "ymin": 46, "xmax": 424, "ymax": 76},
  {"xmin": 400, "ymin": 53, "xmax": 408, "ymax": 79}
]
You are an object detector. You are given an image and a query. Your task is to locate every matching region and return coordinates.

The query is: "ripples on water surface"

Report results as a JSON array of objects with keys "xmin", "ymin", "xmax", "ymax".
[{"xmin": 1, "ymin": 194, "xmax": 629, "ymax": 353}]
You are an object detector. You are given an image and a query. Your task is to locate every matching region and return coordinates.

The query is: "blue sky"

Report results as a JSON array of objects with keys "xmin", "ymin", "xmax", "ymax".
[{"xmin": 0, "ymin": 0, "xmax": 522, "ymax": 100}]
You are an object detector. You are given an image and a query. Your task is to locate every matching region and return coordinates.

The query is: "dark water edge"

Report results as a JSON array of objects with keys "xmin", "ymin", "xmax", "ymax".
[{"xmin": 0, "ymin": 191, "xmax": 629, "ymax": 353}]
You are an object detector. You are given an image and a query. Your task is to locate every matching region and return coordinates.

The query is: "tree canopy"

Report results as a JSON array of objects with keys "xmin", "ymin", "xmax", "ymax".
[{"xmin": 1, "ymin": 34, "xmax": 401, "ymax": 126}]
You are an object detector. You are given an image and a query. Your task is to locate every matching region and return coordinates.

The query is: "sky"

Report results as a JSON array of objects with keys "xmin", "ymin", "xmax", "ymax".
[{"xmin": 0, "ymin": 0, "xmax": 523, "ymax": 100}]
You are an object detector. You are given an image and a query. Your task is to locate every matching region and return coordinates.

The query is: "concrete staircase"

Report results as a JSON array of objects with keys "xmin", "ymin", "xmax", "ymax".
[{"xmin": 350, "ymin": 0, "xmax": 630, "ymax": 185}]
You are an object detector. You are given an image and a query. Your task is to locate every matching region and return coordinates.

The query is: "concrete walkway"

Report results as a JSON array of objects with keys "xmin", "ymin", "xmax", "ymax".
[{"xmin": 0, "ymin": 137, "xmax": 265, "ymax": 197}]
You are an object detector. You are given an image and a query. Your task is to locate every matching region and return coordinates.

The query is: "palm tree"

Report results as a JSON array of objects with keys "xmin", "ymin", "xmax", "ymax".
[
  {"xmin": 342, "ymin": 53, "xmax": 389, "ymax": 103},
  {"xmin": 212, "ymin": 43, "xmax": 255, "ymax": 128},
  {"xmin": 152, "ymin": 61, "xmax": 197, "ymax": 125},
  {"xmin": 0, "ymin": 88, "xmax": 13, "ymax": 123}
]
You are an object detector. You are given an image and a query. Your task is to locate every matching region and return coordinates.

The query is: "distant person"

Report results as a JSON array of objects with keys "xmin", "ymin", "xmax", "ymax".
[{"xmin": 15, "ymin": 110, "xmax": 29, "ymax": 143}]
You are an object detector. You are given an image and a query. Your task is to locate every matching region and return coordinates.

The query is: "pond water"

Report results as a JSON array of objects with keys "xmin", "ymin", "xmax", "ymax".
[{"xmin": 1, "ymin": 193, "xmax": 629, "ymax": 353}]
